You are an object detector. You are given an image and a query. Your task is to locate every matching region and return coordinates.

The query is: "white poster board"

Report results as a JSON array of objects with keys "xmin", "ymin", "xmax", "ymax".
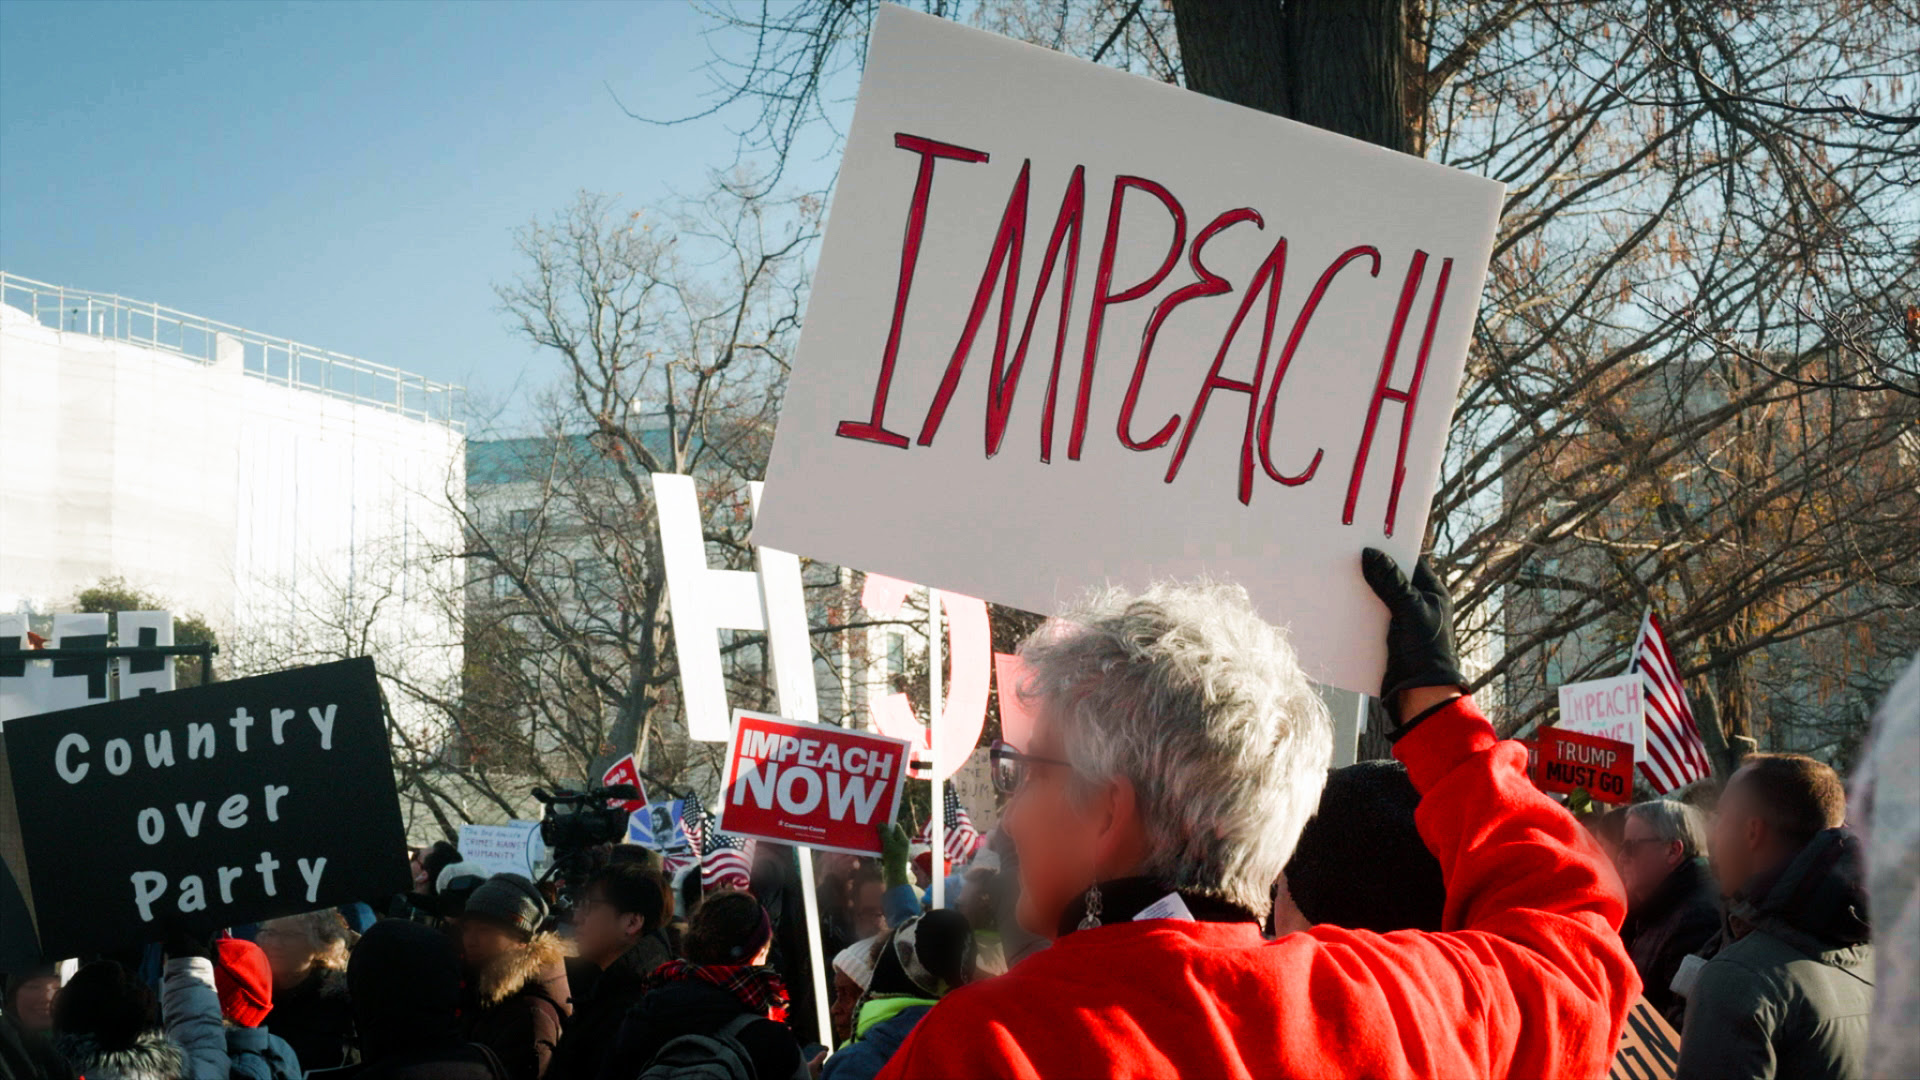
[
  {"xmin": 753, "ymin": 7, "xmax": 1506, "ymax": 694},
  {"xmin": 1557, "ymin": 673, "xmax": 1645, "ymax": 764},
  {"xmin": 457, "ymin": 821, "xmax": 546, "ymax": 880}
]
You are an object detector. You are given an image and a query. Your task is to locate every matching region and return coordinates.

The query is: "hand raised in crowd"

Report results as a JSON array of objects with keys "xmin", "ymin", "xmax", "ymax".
[
  {"xmin": 1360, "ymin": 548, "xmax": 1467, "ymax": 727},
  {"xmin": 880, "ymin": 820, "xmax": 912, "ymax": 889}
]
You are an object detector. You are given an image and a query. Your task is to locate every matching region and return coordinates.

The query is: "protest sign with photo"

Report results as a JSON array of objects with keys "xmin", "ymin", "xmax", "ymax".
[
  {"xmin": 1534, "ymin": 727, "xmax": 1635, "ymax": 804},
  {"xmin": 1558, "ymin": 674, "xmax": 1644, "ymax": 764},
  {"xmin": 0, "ymin": 657, "xmax": 408, "ymax": 958},
  {"xmin": 718, "ymin": 709, "xmax": 914, "ymax": 856},
  {"xmin": 626, "ymin": 799, "xmax": 689, "ymax": 852},
  {"xmin": 752, "ymin": 6, "xmax": 1505, "ymax": 694},
  {"xmin": 458, "ymin": 821, "xmax": 546, "ymax": 879}
]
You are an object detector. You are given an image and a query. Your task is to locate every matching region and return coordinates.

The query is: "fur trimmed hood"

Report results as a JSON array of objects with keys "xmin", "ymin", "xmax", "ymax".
[
  {"xmin": 473, "ymin": 930, "xmax": 572, "ymax": 1009},
  {"xmin": 55, "ymin": 1029, "xmax": 187, "ymax": 1080}
]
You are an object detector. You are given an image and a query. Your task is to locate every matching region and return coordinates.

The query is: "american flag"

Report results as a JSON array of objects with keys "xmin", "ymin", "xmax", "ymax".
[
  {"xmin": 1631, "ymin": 609, "xmax": 1714, "ymax": 793},
  {"xmin": 682, "ymin": 787, "xmax": 754, "ymax": 891},
  {"xmin": 915, "ymin": 785, "xmax": 983, "ymax": 868}
]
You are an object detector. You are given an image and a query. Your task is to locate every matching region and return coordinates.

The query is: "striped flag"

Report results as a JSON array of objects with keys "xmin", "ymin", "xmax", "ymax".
[
  {"xmin": 915, "ymin": 785, "xmax": 984, "ymax": 867},
  {"xmin": 1630, "ymin": 609, "xmax": 1714, "ymax": 793},
  {"xmin": 682, "ymin": 787, "xmax": 754, "ymax": 891}
]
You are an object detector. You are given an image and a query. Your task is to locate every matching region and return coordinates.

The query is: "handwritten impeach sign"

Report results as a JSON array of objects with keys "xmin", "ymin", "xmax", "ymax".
[
  {"xmin": 754, "ymin": 9, "xmax": 1506, "ymax": 694},
  {"xmin": 718, "ymin": 710, "xmax": 914, "ymax": 857},
  {"xmin": 0, "ymin": 658, "xmax": 408, "ymax": 958}
]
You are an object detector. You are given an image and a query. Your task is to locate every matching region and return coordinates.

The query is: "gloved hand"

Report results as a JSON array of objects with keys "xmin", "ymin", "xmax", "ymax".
[
  {"xmin": 1361, "ymin": 548, "xmax": 1467, "ymax": 712},
  {"xmin": 881, "ymin": 821, "xmax": 911, "ymax": 889}
]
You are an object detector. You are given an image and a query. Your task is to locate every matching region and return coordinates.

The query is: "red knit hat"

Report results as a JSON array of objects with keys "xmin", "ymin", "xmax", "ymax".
[{"xmin": 212, "ymin": 937, "xmax": 273, "ymax": 1028}]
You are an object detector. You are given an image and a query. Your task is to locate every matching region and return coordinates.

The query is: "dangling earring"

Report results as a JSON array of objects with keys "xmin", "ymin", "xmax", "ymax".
[{"xmin": 1078, "ymin": 881, "xmax": 1104, "ymax": 931}]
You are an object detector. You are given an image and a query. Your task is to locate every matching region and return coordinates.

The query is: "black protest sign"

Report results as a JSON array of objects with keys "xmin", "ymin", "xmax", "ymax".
[{"xmin": 0, "ymin": 657, "xmax": 407, "ymax": 958}]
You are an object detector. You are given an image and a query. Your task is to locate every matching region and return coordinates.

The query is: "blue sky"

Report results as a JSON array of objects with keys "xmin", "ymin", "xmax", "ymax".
[{"xmin": 0, "ymin": 0, "xmax": 843, "ymax": 429}]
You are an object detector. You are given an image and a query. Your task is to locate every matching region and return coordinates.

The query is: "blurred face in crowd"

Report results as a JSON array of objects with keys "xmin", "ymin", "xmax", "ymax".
[
  {"xmin": 572, "ymin": 883, "xmax": 645, "ymax": 969},
  {"xmin": 830, "ymin": 970, "xmax": 862, "ymax": 1045},
  {"xmin": 852, "ymin": 878, "xmax": 887, "ymax": 940},
  {"xmin": 459, "ymin": 917, "xmax": 526, "ymax": 969},
  {"xmin": 7, "ymin": 974, "xmax": 59, "ymax": 1033},
  {"xmin": 409, "ymin": 848, "xmax": 431, "ymax": 892},
  {"xmin": 1708, "ymin": 768, "xmax": 1777, "ymax": 897},
  {"xmin": 1615, "ymin": 813, "xmax": 1687, "ymax": 908},
  {"xmin": 1002, "ymin": 706, "xmax": 1146, "ymax": 937},
  {"xmin": 257, "ymin": 918, "xmax": 324, "ymax": 989}
]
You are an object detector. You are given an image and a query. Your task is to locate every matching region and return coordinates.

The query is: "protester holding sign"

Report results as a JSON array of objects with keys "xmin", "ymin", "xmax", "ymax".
[{"xmin": 873, "ymin": 551, "xmax": 1635, "ymax": 1080}]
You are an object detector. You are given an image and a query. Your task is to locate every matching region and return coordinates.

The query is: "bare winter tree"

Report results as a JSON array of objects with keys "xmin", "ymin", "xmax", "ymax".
[{"xmin": 669, "ymin": 0, "xmax": 1920, "ymax": 772}]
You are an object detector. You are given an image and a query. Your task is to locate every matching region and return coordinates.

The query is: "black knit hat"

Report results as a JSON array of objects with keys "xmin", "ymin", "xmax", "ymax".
[
  {"xmin": 1284, "ymin": 760, "xmax": 1445, "ymax": 933},
  {"xmin": 462, "ymin": 873, "xmax": 548, "ymax": 937}
]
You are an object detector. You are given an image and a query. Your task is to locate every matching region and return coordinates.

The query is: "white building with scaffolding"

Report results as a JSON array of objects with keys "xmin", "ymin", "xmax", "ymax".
[{"xmin": 0, "ymin": 272, "xmax": 466, "ymax": 721}]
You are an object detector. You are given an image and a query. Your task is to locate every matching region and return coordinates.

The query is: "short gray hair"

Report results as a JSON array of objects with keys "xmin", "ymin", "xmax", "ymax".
[
  {"xmin": 1627, "ymin": 798, "xmax": 1708, "ymax": 858},
  {"xmin": 1018, "ymin": 580, "xmax": 1332, "ymax": 912}
]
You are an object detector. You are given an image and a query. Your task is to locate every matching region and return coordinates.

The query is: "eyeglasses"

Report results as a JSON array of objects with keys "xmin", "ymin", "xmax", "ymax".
[{"xmin": 989, "ymin": 740, "xmax": 1072, "ymax": 795}]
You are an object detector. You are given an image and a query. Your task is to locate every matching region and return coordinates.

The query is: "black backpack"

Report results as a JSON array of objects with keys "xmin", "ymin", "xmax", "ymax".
[{"xmin": 635, "ymin": 1013, "xmax": 760, "ymax": 1080}]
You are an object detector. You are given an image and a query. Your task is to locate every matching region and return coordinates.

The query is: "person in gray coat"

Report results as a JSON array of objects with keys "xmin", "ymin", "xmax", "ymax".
[{"xmin": 1678, "ymin": 754, "xmax": 1873, "ymax": 1080}]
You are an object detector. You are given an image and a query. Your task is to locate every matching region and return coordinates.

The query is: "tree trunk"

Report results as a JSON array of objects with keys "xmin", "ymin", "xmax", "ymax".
[{"xmin": 1172, "ymin": 0, "xmax": 1421, "ymax": 154}]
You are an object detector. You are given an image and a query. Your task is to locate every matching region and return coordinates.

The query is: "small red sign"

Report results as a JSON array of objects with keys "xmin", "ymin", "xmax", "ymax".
[
  {"xmin": 601, "ymin": 754, "xmax": 648, "ymax": 813},
  {"xmin": 1535, "ymin": 727, "xmax": 1635, "ymax": 804},
  {"xmin": 719, "ymin": 709, "xmax": 914, "ymax": 856}
]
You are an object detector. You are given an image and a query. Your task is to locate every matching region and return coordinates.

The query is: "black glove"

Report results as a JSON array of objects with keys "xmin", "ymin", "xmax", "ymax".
[
  {"xmin": 161, "ymin": 923, "xmax": 212, "ymax": 961},
  {"xmin": 1361, "ymin": 548, "xmax": 1467, "ymax": 704}
]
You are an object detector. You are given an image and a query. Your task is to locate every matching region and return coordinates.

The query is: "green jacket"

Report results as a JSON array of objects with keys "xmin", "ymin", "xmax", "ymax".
[{"xmin": 1677, "ymin": 829, "xmax": 1873, "ymax": 1080}]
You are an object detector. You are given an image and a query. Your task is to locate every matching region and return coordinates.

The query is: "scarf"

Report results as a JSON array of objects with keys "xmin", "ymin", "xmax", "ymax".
[{"xmin": 648, "ymin": 959, "xmax": 790, "ymax": 1022}]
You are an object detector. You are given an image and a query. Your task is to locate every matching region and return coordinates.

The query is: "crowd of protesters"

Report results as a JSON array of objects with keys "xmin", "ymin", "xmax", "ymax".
[{"xmin": 2, "ymin": 550, "xmax": 1915, "ymax": 1080}]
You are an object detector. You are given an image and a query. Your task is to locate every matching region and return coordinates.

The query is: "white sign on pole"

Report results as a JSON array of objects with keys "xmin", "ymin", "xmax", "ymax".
[
  {"xmin": 753, "ymin": 7, "xmax": 1505, "ymax": 694},
  {"xmin": 457, "ymin": 822, "xmax": 546, "ymax": 880},
  {"xmin": 1557, "ymin": 673, "xmax": 1645, "ymax": 765}
]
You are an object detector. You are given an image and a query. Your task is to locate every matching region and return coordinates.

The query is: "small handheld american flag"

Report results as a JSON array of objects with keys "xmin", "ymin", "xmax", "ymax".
[
  {"xmin": 915, "ymin": 785, "xmax": 983, "ymax": 867},
  {"xmin": 682, "ymin": 786, "xmax": 754, "ymax": 891}
]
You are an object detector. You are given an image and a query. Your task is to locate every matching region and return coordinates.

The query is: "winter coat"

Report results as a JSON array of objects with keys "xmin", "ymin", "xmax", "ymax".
[
  {"xmin": 160, "ymin": 956, "xmax": 303, "ymax": 1080},
  {"xmin": 875, "ymin": 698, "xmax": 1639, "ymax": 1080},
  {"xmin": 52, "ymin": 1030, "xmax": 187, "ymax": 1080},
  {"xmin": 595, "ymin": 980, "xmax": 808, "ymax": 1080},
  {"xmin": 2, "ymin": 1012, "xmax": 77, "ymax": 1080},
  {"xmin": 1622, "ymin": 855, "xmax": 1721, "ymax": 1028},
  {"xmin": 460, "ymin": 933, "xmax": 571, "ymax": 1080},
  {"xmin": 821, "ymin": 1000, "xmax": 932, "ymax": 1080},
  {"xmin": 327, "ymin": 919, "xmax": 507, "ymax": 1080},
  {"xmin": 1677, "ymin": 828, "xmax": 1874, "ymax": 1080},
  {"xmin": 309, "ymin": 1044, "xmax": 506, "ymax": 1080},
  {"xmin": 544, "ymin": 936, "xmax": 670, "ymax": 1080},
  {"xmin": 263, "ymin": 969, "xmax": 356, "ymax": 1073}
]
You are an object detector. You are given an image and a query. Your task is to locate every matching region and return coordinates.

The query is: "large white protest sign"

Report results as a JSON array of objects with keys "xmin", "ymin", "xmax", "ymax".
[
  {"xmin": 753, "ymin": 7, "xmax": 1504, "ymax": 693},
  {"xmin": 1557, "ymin": 673, "xmax": 1645, "ymax": 764}
]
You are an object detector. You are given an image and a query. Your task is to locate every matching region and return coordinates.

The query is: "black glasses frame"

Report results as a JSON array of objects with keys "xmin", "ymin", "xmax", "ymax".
[{"xmin": 989, "ymin": 740, "xmax": 1072, "ymax": 795}]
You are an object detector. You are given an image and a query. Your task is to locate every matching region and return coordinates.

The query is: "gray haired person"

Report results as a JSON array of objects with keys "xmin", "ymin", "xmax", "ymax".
[{"xmin": 1616, "ymin": 798, "xmax": 1720, "ymax": 1027}]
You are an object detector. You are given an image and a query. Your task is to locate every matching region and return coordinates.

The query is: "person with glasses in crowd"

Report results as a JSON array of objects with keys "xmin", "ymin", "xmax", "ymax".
[
  {"xmin": 875, "ymin": 552, "xmax": 1636, "ymax": 1080},
  {"xmin": 1614, "ymin": 799, "xmax": 1720, "ymax": 1028}
]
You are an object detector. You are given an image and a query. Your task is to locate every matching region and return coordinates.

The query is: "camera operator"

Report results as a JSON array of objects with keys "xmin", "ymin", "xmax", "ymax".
[
  {"xmin": 534, "ymin": 785, "xmax": 640, "ymax": 919},
  {"xmin": 546, "ymin": 862, "xmax": 674, "ymax": 1080}
]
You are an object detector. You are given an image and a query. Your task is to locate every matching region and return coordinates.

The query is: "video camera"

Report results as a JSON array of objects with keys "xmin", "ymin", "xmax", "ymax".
[{"xmin": 532, "ymin": 783, "xmax": 638, "ymax": 909}]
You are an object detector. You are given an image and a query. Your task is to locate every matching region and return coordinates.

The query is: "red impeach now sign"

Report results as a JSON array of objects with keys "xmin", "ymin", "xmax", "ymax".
[
  {"xmin": 1535, "ymin": 727, "xmax": 1635, "ymax": 804},
  {"xmin": 718, "ymin": 709, "xmax": 914, "ymax": 856}
]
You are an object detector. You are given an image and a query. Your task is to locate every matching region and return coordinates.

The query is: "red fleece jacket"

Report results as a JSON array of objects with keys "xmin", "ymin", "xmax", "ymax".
[{"xmin": 875, "ymin": 697, "xmax": 1638, "ymax": 1080}]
